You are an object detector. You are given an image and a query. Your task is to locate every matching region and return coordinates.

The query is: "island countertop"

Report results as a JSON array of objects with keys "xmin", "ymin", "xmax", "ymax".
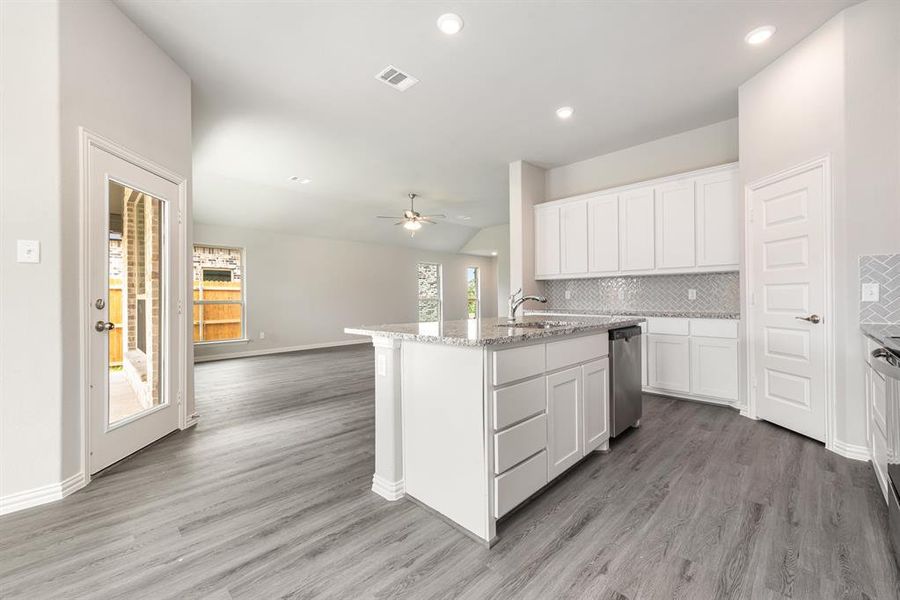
[{"xmin": 345, "ymin": 315, "xmax": 645, "ymax": 347}]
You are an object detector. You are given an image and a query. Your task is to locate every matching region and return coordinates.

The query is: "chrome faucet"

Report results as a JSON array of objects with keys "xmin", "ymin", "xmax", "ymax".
[{"xmin": 508, "ymin": 288, "xmax": 547, "ymax": 320}]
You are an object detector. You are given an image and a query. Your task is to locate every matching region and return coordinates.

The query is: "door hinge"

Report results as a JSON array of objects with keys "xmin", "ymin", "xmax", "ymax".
[
  {"xmin": 177, "ymin": 299, "xmax": 183, "ymax": 314},
  {"xmin": 752, "ymin": 378, "xmax": 758, "ymax": 389},
  {"xmin": 178, "ymin": 209, "xmax": 183, "ymax": 225},
  {"xmin": 748, "ymin": 208, "xmax": 754, "ymax": 223}
]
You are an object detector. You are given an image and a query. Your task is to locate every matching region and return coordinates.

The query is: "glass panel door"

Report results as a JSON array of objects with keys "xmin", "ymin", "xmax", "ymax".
[{"xmin": 107, "ymin": 180, "xmax": 165, "ymax": 427}]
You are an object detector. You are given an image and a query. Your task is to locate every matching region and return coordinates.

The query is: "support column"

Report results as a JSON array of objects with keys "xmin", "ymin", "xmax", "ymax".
[{"xmin": 371, "ymin": 336, "xmax": 404, "ymax": 500}]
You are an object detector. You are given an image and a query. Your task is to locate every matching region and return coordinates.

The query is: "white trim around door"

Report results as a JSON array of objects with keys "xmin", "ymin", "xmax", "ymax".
[
  {"xmin": 742, "ymin": 156, "xmax": 837, "ymax": 453},
  {"xmin": 79, "ymin": 128, "xmax": 190, "ymax": 488}
]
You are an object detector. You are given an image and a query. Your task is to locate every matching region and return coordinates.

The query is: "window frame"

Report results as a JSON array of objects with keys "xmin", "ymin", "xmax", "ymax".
[
  {"xmin": 416, "ymin": 261, "xmax": 443, "ymax": 323},
  {"xmin": 193, "ymin": 244, "xmax": 248, "ymax": 345},
  {"xmin": 466, "ymin": 266, "xmax": 480, "ymax": 320}
]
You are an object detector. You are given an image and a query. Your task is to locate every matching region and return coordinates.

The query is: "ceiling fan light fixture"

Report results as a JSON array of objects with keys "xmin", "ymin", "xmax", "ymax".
[{"xmin": 403, "ymin": 220, "xmax": 423, "ymax": 231}]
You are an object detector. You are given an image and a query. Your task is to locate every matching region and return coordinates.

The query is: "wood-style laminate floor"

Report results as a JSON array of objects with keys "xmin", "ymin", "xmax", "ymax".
[{"xmin": 2, "ymin": 345, "xmax": 898, "ymax": 599}]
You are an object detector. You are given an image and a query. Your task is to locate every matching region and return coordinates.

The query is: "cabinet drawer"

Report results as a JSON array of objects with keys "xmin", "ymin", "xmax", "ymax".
[
  {"xmin": 690, "ymin": 319, "xmax": 738, "ymax": 339},
  {"xmin": 494, "ymin": 413, "xmax": 547, "ymax": 474},
  {"xmin": 493, "ymin": 344, "xmax": 545, "ymax": 386},
  {"xmin": 493, "ymin": 376, "xmax": 546, "ymax": 430},
  {"xmin": 647, "ymin": 318, "xmax": 689, "ymax": 336},
  {"xmin": 493, "ymin": 450, "xmax": 548, "ymax": 518},
  {"xmin": 546, "ymin": 333, "xmax": 608, "ymax": 371}
]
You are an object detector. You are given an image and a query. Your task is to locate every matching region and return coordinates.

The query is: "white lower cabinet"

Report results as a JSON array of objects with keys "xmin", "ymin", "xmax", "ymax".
[
  {"xmin": 865, "ymin": 341, "xmax": 890, "ymax": 502},
  {"xmin": 690, "ymin": 337, "xmax": 738, "ymax": 401},
  {"xmin": 647, "ymin": 334, "xmax": 691, "ymax": 393},
  {"xmin": 547, "ymin": 367, "xmax": 583, "ymax": 480},
  {"xmin": 491, "ymin": 334, "xmax": 610, "ymax": 520},
  {"xmin": 582, "ymin": 358, "xmax": 610, "ymax": 453}
]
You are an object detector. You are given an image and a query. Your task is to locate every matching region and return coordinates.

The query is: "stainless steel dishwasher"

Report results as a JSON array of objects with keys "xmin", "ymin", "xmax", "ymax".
[{"xmin": 609, "ymin": 326, "xmax": 642, "ymax": 437}]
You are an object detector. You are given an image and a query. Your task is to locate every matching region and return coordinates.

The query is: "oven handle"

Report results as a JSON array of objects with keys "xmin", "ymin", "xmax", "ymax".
[{"xmin": 872, "ymin": 348, "xmax": 900, "ymax": 380}]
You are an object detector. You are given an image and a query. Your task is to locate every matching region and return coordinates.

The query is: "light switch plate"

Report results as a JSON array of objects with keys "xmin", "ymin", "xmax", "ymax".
[
  {"xmin": 564, "ymin": 290, "xmax": 572, "ymax": 300},
  {"xmin": 17, "ymin": 240, "xmax": 40, "ymax": 263},
  {"xmin": 862, "ymin": 282, "xmax": 880, "ymax": 302},
  {"xmin": 688, "ymin": 288, "xmax": 697, "ymax": 300}
]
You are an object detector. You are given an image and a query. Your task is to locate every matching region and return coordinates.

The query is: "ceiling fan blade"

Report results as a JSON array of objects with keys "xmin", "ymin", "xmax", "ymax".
[
  {"xmin": 377, "ymin": 215, "xmax": 399, "ymax": 219},
  {"xmin": 422, "ymin": 214, "xmax": 446, "ymax": 219},
  {"xmin": 419, "ymin": 218, "xmax": 437, "ymax": 224},
  {"xmin": 394, "ymin": 221, "xmax": 406, "ymax": 226}
]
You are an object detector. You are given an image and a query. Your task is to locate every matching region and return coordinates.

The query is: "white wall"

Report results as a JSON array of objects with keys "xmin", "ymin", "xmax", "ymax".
[
  {"xmin": 0, "ymin": 0, "xmax": 64, "ymax": 505},
  {"xmin": 509, "ymin": 161, "xmax": 545, "ymax": 300},
  {"xmin": 544, "ymin": 119, "xmax": 739, "ymax": 201},
  {"xmin": 460, "ymin": 224, "xmax": 509, "ymax": 316},
  {"xmin": 739, "ymin": 0, "xmax": 900, "ymax": 451},
  {"xmin": 0, "ymin": 0, "xmax": 192, "ymax": 507},
  {"xmin": 193, "ymin": 223, "xmax": 498, "ymax": 361}
]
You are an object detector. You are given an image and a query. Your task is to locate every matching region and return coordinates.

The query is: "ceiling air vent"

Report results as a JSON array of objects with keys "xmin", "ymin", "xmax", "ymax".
[{"xmin": 375, "ymin": 65, "xmax": 419, "ymax": 92}]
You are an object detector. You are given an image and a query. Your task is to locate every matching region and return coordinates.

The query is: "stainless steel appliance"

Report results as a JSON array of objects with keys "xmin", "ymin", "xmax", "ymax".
[
  {"xmin": 609, "ymin": 326, "xmax": 642, "ymax": 437},
  {"xmin": 873, "ymin": 344, "xmax": 900, "ymax": 565}
]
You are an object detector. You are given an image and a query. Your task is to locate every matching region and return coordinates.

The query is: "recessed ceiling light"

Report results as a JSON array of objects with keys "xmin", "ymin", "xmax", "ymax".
[
  {"xmin": 437, "ymin": 13, "xmax": 464, "ymax": 35},
  {"xmin": 491, "ymin": 251, "xmax": 498, "ymax": 256},
  {"xmin": 745, "ymin": 25, "xmax": 775, "ymax": 45},
  {"xmin": 457, "ymin": 215, "xmax": 472, "ymax": 221},
  {"xmin": 556, "ymin": 106, "xmax": 574, "ymax": 119},
  {"xmin": 289, "ymin": 176, "xmax": 311, "ymax": 184}
]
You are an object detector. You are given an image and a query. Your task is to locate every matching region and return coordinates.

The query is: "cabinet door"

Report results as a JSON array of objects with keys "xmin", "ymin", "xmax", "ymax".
[
  {"xmin": 547, "ymin": 367, "xmax": 582, "ymax": 479},
  {"xmin": 696, "ymin": 170, "xmax": 739, "ymax": 267},
  {"xmin": 587, "ymin": 193, "xmax": 619, "ymax": 274},
  {"xmin": 560, "ymin": 201, "xmax": 588, "ymax": 274},
  {"xmin": 582, "ymin": 358, "xmax": 610, "ymax": 454},
  {"xmin": 619, "ymin": 187, "xmax": 655, "ymax": 271},
  {"xmin": 655, "ymin": 180, "xmax": 696, "ymax": 269},
  {"xmin": 647, "ymin": 334, "xmax": 690, "ymax": 392},
  {"xmin": 534, "ymin": 205, "xmax": 560, "ymax": 277},
  {"xmin": 690, "ymin": 337, "xmax": 738, "ymax": 400}
]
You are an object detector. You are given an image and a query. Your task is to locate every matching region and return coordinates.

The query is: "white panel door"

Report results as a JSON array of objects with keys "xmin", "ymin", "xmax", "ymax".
[
  {"xmin": 535, "ymin": 205, "xmax": 560, "ymax": 277},
  {"xmin": 619, "ymin": 187, "xmax": 655, "ymax": 271},
  {"xmin": 655, "ymin": 180, "xmax": 696, "ymax": 269},
  {"xmin": 696, "ymin": 170, "xmax": 739, "ymax": 267},
  {"xmin": 749, "ymin": 165, "xmax": 826, "ymax": 441},
  {"xmin": 582, "ymin": 358, "xmax": 610, "ymax": 454},
  {"xmin": 647, "ymin": 334, "xmax": 690, "ymax": 392},
  {"xmin": 587, "ymin": 193, "xmax": 619, "ymax": 274},
  {"xmin": 547, "ymin": 367, "xmax": 582, "ymax": 479},
  {"xmin": 690, "ymin": 337, "xmax": 738, "ymax": 401},
  {"xmin": 560, "ymin": 201, "xmax": 588, "ymax": 274}
]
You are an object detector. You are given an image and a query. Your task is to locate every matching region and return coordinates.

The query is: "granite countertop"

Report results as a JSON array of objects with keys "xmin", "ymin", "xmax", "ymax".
[
  {"xmin": 860, "ymin": 323, "xmax": 900, "ymax": 355},
  {"xmin": 345, "ymin": 315, "xmax": 645, "ymax": 347},
  {"xmin": 526, "ymin": 308, "xmax": 741, "ymax": 320}
]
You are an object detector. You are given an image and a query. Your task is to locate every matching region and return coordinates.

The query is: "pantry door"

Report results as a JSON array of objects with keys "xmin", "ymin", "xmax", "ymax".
[{"xmin": 748, "ymin": 160, "xmax": 829, "ymax": 442}]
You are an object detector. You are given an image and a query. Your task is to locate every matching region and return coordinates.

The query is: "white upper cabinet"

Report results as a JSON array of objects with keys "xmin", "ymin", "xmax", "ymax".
[
  {"xmin": 533, "ymin": 163, "xmax": 739, "ymax": 279},
  {"xmin": 619, "ymin": 187, "xmax": 655, "ymax": 272},
  {"xmin": 655, "ymin": 180, "xmax": 696, "ymax": 269},
  {"xmin": 560, "ymin": 201, "xmax": 588, "ymax": 275},
  {"xmin": 587, "ymin": 193, "xmax": 619, "ymax": 274},
  {"xmin": 695, "ymin": 170, "xmax": 740, "ymax": 267},
  {"xmin": 534, "ymin": 205, "xmax": 560, "ymax": 277}
]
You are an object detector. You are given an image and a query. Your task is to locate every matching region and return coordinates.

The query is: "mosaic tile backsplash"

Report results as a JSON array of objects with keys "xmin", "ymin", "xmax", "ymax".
[
  {"xmin": 860, "ymin": 254, "xmax": 900, "ymax": 324},
  {"xmin": 543, "ymin": 272, "xmax": 741, "ymax": 315}
]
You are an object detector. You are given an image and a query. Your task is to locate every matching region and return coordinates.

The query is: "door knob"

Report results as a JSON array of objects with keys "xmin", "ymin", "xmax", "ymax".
[
  {"xmin": 795, "ymin": 314, "xmax": 821, "ymax": 324},
  {"xmin": 94, "ymin": 321, "xmax": 115, "ymax": 332}
]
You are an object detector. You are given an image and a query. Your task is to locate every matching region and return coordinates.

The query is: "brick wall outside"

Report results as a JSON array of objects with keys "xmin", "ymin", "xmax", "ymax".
[{"xmin": 193, "ymin": 245, "xmax": 242, "ymax": 281}]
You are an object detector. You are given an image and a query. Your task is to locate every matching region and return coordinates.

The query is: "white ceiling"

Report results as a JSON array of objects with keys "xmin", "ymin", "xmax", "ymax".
[{"xmin": 116, "ymin": 0, "xmax": 854, "ymax": 252}]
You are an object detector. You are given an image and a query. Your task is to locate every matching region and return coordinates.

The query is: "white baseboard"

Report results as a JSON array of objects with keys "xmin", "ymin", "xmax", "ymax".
[
  {"xmin": 372, "ymin": 474, "xmax": 405, "ymax": 501},
  {"xmin": 194, "ymin": 338, "xmax": 369, "ymax": 363},
  {"xmin": 830, "ymin": 439, "xmax": 870, "ymax": 462},
  {"xmin": 0, "ymin": 472, "xmax": 86, "ymax": 516}
]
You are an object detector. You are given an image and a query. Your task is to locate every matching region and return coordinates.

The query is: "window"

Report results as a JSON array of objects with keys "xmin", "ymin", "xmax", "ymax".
[
  {"xmin": 466, "ymin": 267, "xmax": 480, "ymax": 319},
  {"xmin": 193, "ymin": 245, "xmax": 245, "ymax": 343},
  {"xmin": 417, "ymin": 262, "xmax": 442, "ymax": 322}
]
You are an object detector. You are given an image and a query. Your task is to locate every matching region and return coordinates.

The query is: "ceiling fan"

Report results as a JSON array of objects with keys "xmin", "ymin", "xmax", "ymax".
[{"xmin": 377, "ymin": 193, "xmax": 445, "ymax": 237}]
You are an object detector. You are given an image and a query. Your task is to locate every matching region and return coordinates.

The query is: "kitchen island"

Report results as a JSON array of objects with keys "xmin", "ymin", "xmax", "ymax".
[{"xmin": 345, "ymin": 315, "xmax": 643, "ymax": 544}]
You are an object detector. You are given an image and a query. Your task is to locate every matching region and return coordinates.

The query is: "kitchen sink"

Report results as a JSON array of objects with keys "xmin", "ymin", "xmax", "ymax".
[{"xmin": 497, "ymin": 320, "xmax": 579, "ymax": 329}]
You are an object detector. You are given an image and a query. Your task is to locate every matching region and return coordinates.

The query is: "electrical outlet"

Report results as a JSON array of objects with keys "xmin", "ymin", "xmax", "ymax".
[
  {"xmin": 862, "ymin": 282, "xmax": 880, "ymax": 302},
  {"xmin": 688, "ymin": 288, "xmax": 697, "ymax": 301},
  {"xmin": 259, "ymin": 331, "xmax": 266, "ymax": 340},
  {"xmin": 565, "ymin": 290, "xmax": 572, "ymax": 300}
]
